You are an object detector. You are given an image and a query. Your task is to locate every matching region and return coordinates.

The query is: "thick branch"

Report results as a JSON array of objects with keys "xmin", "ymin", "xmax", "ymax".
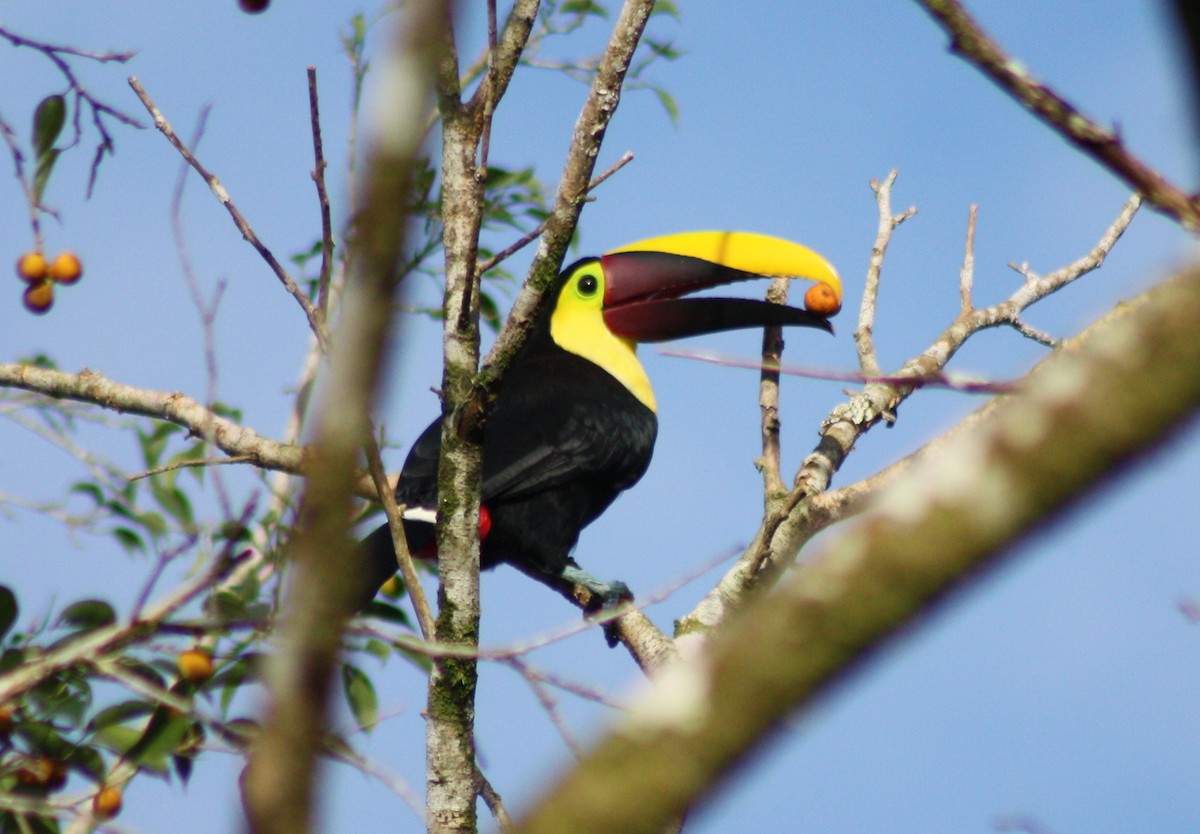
[
  {"xmin": 240, "ymin": 4, "xmax": 443, "ymax": 833},
  {"xmin": 512, "ymin": 261, "xmax": 1200, "ymax": 834},
  {"xmin": 428, "ymin": 14, "xmax": 488, "ymax": 832},
  {"xmin": 913, "ymin": 0, "xmax": 1200, "ymax": 231},
  {"xmin": 0, "ymin": 363, "xmax": 305, "ymax": 473},
  {"xmin": 679, "ymin": 190, "xmax": 1141, "ymax": 638}
]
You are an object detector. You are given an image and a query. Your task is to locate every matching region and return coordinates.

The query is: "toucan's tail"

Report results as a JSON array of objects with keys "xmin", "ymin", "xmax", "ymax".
[{"xmin": 353, "ymin": 516, "xmax": 436, "ymax": 611}]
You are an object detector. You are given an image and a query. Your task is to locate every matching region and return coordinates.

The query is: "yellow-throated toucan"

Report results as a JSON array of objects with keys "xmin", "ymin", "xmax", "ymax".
[{"xmin": 357, "ymin": 231, "xmax": 841, "ymax": 622}]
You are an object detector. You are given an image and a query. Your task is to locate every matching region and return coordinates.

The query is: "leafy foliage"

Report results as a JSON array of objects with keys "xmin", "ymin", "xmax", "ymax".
[{"xmin": 0, "ymin": 4, "xmax": 684, "ymax": 830}]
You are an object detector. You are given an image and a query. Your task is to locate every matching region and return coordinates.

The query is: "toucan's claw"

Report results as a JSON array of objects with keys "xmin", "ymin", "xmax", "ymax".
[{"xmin": 561, "ymin": 566, "xmax": 633, "ymax": 647}]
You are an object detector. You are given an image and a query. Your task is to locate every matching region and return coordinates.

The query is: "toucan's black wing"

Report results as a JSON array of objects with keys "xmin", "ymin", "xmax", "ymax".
[
  {"xmin": 395, "ymin": 346, "xmax": 656, "ymax": 509},
  {"xmin": 480, "ymin": 349, "xmax": 656, "ymax": 504}
]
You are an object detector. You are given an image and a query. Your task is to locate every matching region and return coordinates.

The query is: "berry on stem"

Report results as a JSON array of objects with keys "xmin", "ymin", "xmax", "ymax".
[
  {"xmin": 23, "ymin": 281, "xmax": 55, "ymax": 314},
  {"xmin": 15, "ymin": 252, "xmax": 49, "ymax": 283},
  {"xmin": 48, "ymin": 251, "xmax": 83, "ymax": 285}
]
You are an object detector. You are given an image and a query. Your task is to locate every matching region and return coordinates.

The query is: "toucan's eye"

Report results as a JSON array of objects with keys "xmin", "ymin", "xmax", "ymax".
[{"xmin": 577, "ymin": 274, "xmax": 599, "ymax": 296}]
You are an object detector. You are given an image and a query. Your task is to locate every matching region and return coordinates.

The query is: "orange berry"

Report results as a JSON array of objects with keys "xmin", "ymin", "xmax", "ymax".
[
  {"xmin": 0, "ymin": 706, "xmax": 14, "ymax": 736},
  {"xmin": 22, "ymin": 280, "xmax": 55, "ymax": 314},
  {"xmin": 47, "ymin": 251, "xmax": 83, "ymax": 285},
  {"xmin": 16, "ymin": 757, "xmax": 67, "ymax": 791},
  {"xmin": 15, "ymin": 251, "xmax": 49, "ymax": 283},
  {"xmin": 92, "ymin": 785, "xmax": 123, "ymax": 819},
  {"xmin": 178, "ymin": 648, "xmax": 215, "ymax": 683},
  {"xmin": 379, "ymin": 575, "xmax": 403, "ymax": 598},
  {"xmin": 803, "ymin": 282, "xmax": 841, "ymax": 317}
]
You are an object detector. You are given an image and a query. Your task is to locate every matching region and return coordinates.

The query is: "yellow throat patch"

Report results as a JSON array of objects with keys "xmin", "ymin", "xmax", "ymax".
[{"xmin": 549, "ymin": 261, "xmax": 657, "ymax": 412}]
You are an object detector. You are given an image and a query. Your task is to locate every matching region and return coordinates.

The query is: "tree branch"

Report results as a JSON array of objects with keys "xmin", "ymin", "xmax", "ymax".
[
  {"xmin": 239, "ymin": 4, "xmax": 443, "ymax": 832},
  {"xmin": 0, "ymin": 363, "xmax": 305, "ymax": 473},
  {"xmin": 512, "ymin": 259, "xmax": 1200, "ymax": 834},
  {"xmin": 480, "ymin": 0, "xmax": 659, "ymax": 381},
  {"xmin": 912, "ymin": 0, "xmax": 1200, "ymax": 231},
  {"xmin": 127, "ymin": 77, "xmax": 330, "ymax": 344},
  {"xmin": 678, "ymin": 187, "xmax": 1141, "ymax": 639}
]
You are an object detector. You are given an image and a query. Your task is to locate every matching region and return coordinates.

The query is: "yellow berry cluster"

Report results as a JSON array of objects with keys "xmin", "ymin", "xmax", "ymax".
[{"xmin": 15, "ymin": 250, "xmax": 83, "ymax": 314}]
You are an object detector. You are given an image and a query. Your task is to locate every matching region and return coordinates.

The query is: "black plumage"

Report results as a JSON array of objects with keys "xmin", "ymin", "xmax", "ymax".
[
  {"xmin": 358, "ymin": 262, "xmax": 656, "ymax": 609},
  {"xmin": 354, "ymin": 234, "xmax": 840, "ymax": 628}
]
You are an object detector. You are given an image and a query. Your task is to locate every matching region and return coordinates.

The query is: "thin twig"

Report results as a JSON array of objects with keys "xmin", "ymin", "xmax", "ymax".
[
  {"xmin": 508, "ymin": 658, "xmax": 586, "ymax": 760},
  {"xmin": 913, "ymin": 0, "xmax": 1200, "ymax": 231},
  {"xmin": 757, "ymin": 275, "xmax": 790, "ymax": 496},
  {"xmin": 661, "ymin": 349, "xmax": 1019, "ymax": 394},
  {"xmin": 128, "ymin": 455, "xmax": 256, "ymax": 481},
  {"xmin": 477, "ymin": 766, "xmax": 513, "ymax": 832},
  {"xmin": 307, "ymin": 66, "xmax": 335, "ymax": 321},
  {"xmin": 362, "ymin": 432, "xmax": 436, "ymax": 640},
  {"xmin": 475, "ymin": 151, "xmax": 634, "ymax": 276},
  {"xmin": 856, "ymin": 170, "xmax": 917, "ymax": 378},
  {"xmin": 678, "ymin": 188, "xmax": 1143, "ymax": 639},
  {"xmin": 959, "ymin": 204, "xmax": 977, "ymax": 313},
  {"xmin": 170, "ymin": 105, "xmax": 235, "ymax": 519},
  {"xmin": 127, "ymin": 76, "xmax": 329, "ymax": 345}
]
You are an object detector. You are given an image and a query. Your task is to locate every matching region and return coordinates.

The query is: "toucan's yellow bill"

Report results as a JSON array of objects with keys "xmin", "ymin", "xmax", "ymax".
[{"xmin": 608, "ymin": 230, "xmax": 842, "ymax": 307}]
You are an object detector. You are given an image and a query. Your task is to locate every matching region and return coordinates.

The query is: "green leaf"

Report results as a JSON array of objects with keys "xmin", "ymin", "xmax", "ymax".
[
  {"xmin": 651, "ymin": 0, "xmax": 680, "ymax": 19},
  {"xmin": 64, "ymin": 745, "xmax": 107, "ymax": 783},
  {"xmin": 652, "ymin": 86, "xmax": 680, "ymax": 125},
  {"xmin": 125, "ymin": 708, "xmax": 192, "ymax": 774},
  {"xmin": 479, "ymin": 292, "xmax": 501, "ymax": 332},
  {"xmin": 0, "ymin": 647, "xmax": 26, "ymax": 673},
  {"xmin": 0, "ymin": 586, "xmax": 16, "ymax": 642},
  {"xmin": 341, "ymin": 663, "xmax": 378, "ymax": 732},
  {"xmin": 150, "ymin": 479, "xmax": 194, "ymax": 527},
  {"xmin": 112, "ymin": 527, "xmax": 145, "ymax": 555},
  {"xmin": 209, "ymin": 589, "xmax": 248, "ymax": 622},
  {"xmin": 362, "ymin": 600, "xmax": 412, "ymax": 628},
  {"xmin": 137, "ymin": 423, "xmax": 181, "ymax": 469},
  {"xmin": 58, "ymin": 599, "xmax": 116, "ymax": 631},
  {"xmin": 215, "ymin": 653, "xmax": 262, "ymax": 713},
  {"xmin": 561, "ymin": 0, "xmax": 608, "ymax": 18},
  {"xmin": 135, "ymin": 510, "xmax": 168, "ymax": 539},
  {"xmin": 89, "ymin": 700, "xmax": 156, "ymax": 732},
  {"xmin": 70, "ymin": 482, "xmax": 105, "ymax": 505},
  {"xmin": 395, "ymin": 644, "xmax": 434, "ymax": 674},
  {"xmin": 32, "ymin": 95, "xmax": 66, "ymax": 156},
  {"xmin": 364, "ymin": 638, "xmax": 392, "ymax": 664},
  {"xmin": 26, "ymin": 673, "xmax": 91, "ymax": 731},
  {"xmin": 173, "ymin": 751, "xmax": 194, "ymax": 785},
  {"xmin": 115, "ymin": 657, "xmax": 167, "ymax": 690},
  {"xmin": 32, "ymin": 147, "xmax": 59, "ymax": 205},
  {"xmin": 94, "ymin": 724, "xmax": 142, "ymax": 756}
]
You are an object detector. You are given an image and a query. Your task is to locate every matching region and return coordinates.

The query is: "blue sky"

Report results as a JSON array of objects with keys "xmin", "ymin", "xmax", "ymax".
[{"xmin": 2, "ymin": 2, "xmax": 1198, "ymax": 833}]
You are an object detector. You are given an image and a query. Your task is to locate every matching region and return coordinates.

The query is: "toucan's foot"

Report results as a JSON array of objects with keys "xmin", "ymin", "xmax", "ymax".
[{"xmin": 561, "ymin": 566, "xmax": 633, "ymax": 647}]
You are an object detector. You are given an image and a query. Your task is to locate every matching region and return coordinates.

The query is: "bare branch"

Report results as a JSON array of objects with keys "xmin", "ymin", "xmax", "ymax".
[
  {"xmin": 913, "ymin": 0, "xmax": 1200, "ymax": 231},
  {"xmin": 240, "ymin": 4, "xmax": 445, "ymax": 830},
  {"xmin": 856, "ymin": 169, "xmax": 917, "ymax": 377},
  {"xmin": 127, "ymin": 76, "xmax": 329, "ymax": 345},
  {"xmin": 307, "ymin": 66, "xmax": 336, "ymax": 321},
  {"xmin": 757, "ymin": 276, "xmax": 790, "ymax": 496},
  {"xmin": 0, "ymin": 363, "xmax": 307, "ymax": 476},
  {"xmin": 678, "ymin": 189, "xmax": 1141, "ymax": 639},
  {"xmin": 480, "ymin": 0, "xmax": 660, "ymax": 382},
  {"xmin": 363, "ymin": 433, "xmax": 436, "ymax": 639},
  {"xmin": 511, "ymin": 261, "xmax": 1200, "ymax": 834},
  {"xmin": 960, "ymin": 204, "xmax": 978, "ymax": 312}
]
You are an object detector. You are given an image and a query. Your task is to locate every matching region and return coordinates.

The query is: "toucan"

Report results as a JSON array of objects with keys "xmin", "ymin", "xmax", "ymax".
[{"xmin": 357, "ymin": 231, "xmax": 842, "ymax": 625}]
